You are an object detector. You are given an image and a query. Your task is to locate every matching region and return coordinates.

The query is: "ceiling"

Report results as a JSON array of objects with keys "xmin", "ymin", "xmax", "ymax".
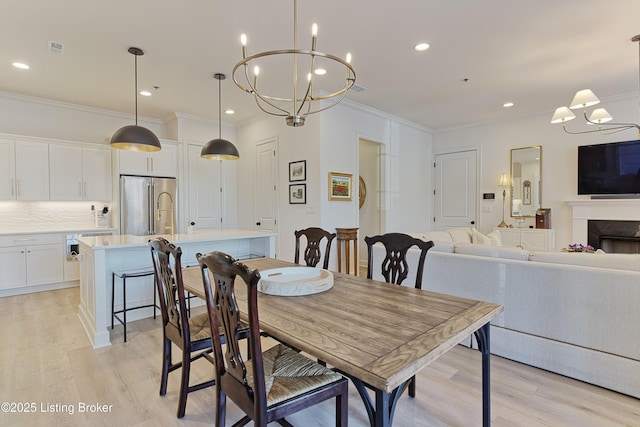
[{"xmin": 2, "ymin": 0, "xmax": 640, "ymax": 132}]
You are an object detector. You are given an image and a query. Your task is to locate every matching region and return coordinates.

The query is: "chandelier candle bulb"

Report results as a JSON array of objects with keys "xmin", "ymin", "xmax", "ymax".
[{"xmin": 312, "ymin": 23, "xmax": 317, "ymax": 50}]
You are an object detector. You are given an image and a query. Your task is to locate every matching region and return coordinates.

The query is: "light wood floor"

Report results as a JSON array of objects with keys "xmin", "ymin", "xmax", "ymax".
[{"xmin": 1, "ymin": 287, "xmax": 638, "ymax": 426}]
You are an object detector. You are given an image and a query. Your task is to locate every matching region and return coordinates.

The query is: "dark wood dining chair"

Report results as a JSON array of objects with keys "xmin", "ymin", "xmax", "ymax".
[
  {"xmin": 294, "ymin": 227, "xmax": 336, "ymax": 269},
  {"xmin": 365, "ymin": 232, "xmax": 434, "ymax": 290},
  {"xmin": 197, "ymin": 250, "xmax": 349, "ymax": 427},
  {"xmin": 149, "ymin": 237, "xmax": 249, "ymax": 418},
  {"xmin": 364, "ymin": 232, "xmax": 434, "ymax": 397}
]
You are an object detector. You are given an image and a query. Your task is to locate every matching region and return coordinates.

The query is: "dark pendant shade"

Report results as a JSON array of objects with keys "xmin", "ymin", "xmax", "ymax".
[
  {"xmin": 110, "ymin": 124, "xmax": 161, "ymax": 152},
  {"xmin": 201, "ymin": 72, "xmax": 239, "ymax": 160},
  {"xmin": 200, "ymin": 137, "xmax": 240, "ymax": 160},
  {"xmin": 110, "ymin": 47, "xmax": 161, "ymax": 152}
]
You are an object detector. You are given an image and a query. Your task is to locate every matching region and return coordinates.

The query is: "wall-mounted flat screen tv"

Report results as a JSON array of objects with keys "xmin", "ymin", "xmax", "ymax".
[{"xmin": 578, "ymin": 139, "xmax": 640, "ymax": 195}]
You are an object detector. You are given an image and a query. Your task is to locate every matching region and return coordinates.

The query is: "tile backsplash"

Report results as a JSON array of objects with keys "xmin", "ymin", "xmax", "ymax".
[{"xmin": 0, "ymin": 201, "xmax": 112, "ymax": 232}]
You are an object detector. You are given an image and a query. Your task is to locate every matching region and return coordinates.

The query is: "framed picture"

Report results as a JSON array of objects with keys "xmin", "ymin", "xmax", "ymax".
[
  {"xmin": 328, "ymin": 172, "xmax": 352, "ymax": 201},
  {"xmin": 289, "ymin": 160, "xmax": 306, "ymax": 182},
  {"xmin": 289, "ymin": 184, "xmax": 306, "ymax": 204}
]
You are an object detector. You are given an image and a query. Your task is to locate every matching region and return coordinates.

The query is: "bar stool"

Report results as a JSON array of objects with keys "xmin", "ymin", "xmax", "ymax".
[{"xmin": 111, "ymin": 268, "xmax": 159, "ymax": 342}]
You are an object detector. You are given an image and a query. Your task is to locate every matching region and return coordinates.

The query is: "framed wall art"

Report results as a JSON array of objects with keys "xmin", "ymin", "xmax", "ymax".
[
  {"xmin": 289, "ymin": 160, "xmax": 306, "ymax": 182},
  {"xmin": 328, "ymin": 172, "xmax": 352, "ymax": 201},
  {"xmin": 289, "ymin": 183, "xmax": 306, "ymax": 204}
]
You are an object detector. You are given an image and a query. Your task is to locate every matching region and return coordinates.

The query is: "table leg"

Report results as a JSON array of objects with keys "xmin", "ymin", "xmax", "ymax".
[
  {"xmin": 474, "ymin": 323, "xmax": 491, "ymax": 427},
  {"xmin": 374, "ymin": 389, "xmax": 390, "ymax": 427},
  {"xmin": 347, "ymin": 375, "xmax": 410, "ymax": 427}
]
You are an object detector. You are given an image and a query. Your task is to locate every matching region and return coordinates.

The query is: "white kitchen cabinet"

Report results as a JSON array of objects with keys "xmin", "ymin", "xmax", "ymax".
[
  {"xmin": 0, "ymin": 138, "xmax": 16, "ymax": 199},
  {"xmin": 0, "ymin": 246, "xmax": 27, "ymax": 289},
  {"xmin": 0, "ymin": 139, "xmax": 49, "ymax": 200},
  {"xmin": 15, "ymin": 141, "xmax": 50, "ymax": 200},
  {"xmin": 50, "ymin": 144, "xmax": 112, "ymax": 201},
  {"xmin": 0, "ymin": 234, "xmax": 64, "ymax": 290},
  {"xmin": 118, "ymin": 141, "xmax": 178, "ymax": 177},
  {"xmin": 496, "ymin": 228, "xmax": 555, "ymax": 252}
]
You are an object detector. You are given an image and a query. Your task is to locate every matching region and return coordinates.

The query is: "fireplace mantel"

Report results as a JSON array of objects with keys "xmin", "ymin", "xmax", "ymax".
[{"xmin": 566, "ymin": 199, "xmax": 640, "ymax": 243}]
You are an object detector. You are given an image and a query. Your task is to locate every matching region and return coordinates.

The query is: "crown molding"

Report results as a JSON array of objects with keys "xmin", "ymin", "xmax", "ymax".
[{"xmin": 0, "ymin": 90, "xmax": 163, "ymax": 124}]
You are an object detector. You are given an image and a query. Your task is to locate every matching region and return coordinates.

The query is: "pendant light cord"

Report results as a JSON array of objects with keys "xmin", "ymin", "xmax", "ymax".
[
  {"xmin": 134, "ymin": 52, "xmax": 138, "ymax": 126},
  {"xmin": 218, "ymin": 76, "xmax": 222, "ymax": 138}
]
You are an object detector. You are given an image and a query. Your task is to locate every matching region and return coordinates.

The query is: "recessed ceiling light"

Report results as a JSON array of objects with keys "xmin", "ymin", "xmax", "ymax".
[
  {"xmin": 314, "ymin": 68, "xmax": 327, "ymax": 75},
  {"xmin": 225, "ymin": 109, "xmax": 235, "ymax": 115},
  {"xmin": 503, "ymin": 102, "xmax": 514, "ymax": 108},
  {"xmin": 139, "ymin": 90, "xmax": 152, "ymax": 97},
  {"xmin": 414, "ymin": 43, "xmax": 430, "ymax": 52},
  {"xmin": 12, "ymin": 62, "xmax": 30, "ymax": 70}
]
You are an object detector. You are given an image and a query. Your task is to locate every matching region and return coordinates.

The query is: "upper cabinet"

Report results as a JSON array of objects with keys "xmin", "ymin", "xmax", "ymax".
[
  {"xmin": 49, "ymin": 144, "xmax": 112, "ymax": 201},
  {"xmin": 118, "ymin": 141, "xmax": 178, "ymax": 177},
  {"xmin": 0, "ymin": 138, "xmax": 16, "ymax": 199},
  {"xmin": 0, "ymin": 138, "xmax": 49, "ymax": 201}
]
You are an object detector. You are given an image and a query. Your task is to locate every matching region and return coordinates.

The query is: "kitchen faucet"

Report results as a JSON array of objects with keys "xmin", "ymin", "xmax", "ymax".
[{"xmin": 156, "ymin": 191, "xmax": 175, "ymax": 235}]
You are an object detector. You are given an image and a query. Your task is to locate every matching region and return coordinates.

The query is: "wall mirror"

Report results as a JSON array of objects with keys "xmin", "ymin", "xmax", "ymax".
[{"xmin": 510, "ymin": 146, "xmax": 541, "ymax": 217}]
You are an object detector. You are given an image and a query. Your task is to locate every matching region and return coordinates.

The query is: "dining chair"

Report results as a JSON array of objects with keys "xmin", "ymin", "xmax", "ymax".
[
  {"xmin": 149, "ymin": 237, "xmax": 249, "ymax": 418},
  {"xmin": 294, "ymin": 227, "xmax": 336, "ymax": 269},
  {"xmin": 365, "ymin": 232, "xmax": 434, "ymax": 290},
  {"xmin": 197, "ymin": 250, "xmax": 349, "ymax": 427},
  {"xmin": 364, "ymin": 232, "xmax": 434, "ymax": 397}
]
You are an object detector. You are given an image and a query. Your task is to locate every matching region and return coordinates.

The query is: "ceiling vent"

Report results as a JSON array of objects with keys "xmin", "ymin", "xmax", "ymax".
[{"xmin": 351, "ymin": 83, "xmax": 367, "ymax": 93}]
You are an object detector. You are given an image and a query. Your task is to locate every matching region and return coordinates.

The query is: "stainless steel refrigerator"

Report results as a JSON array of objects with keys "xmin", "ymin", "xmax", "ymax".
[{"xmin": 120, "ymin": 175, "xmax": 177, "ymax": 236}]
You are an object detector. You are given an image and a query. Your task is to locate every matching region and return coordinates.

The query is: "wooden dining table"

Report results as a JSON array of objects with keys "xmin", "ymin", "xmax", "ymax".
[{"xmin": 182, "ymin": 257, "xmax": 503, "ymax": 427}]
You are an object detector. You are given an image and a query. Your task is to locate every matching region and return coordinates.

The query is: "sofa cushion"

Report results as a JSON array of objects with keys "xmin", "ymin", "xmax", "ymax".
[
  {"xmin": 445, "ymin": 227, "xmax": 473, "ymax": 244},
  {"xmin": 426, "ymin": 242, "xmax": 455, "ymax": 253},
  {"xmin": 422, "ymin": 231, "xmax": 454, "ymax": 244},
  {"xmin": 529, "ymin": 251, "xmax": 640, "ymax": 272},
  {"xmin": 454, "ymin": 243, "xmax": 529, "ymax": 261},
  {"xmin": 406, "ymin": 231, "xmax": 454, "ymax": 253}
]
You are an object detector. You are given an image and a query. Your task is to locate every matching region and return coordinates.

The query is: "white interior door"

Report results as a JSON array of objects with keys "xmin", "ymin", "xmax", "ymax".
[
  {"xmin": 255, "ymin": 140, "xmax": 278, "ymax": 237},
  {"xmin": 434, "ymin": 150, "xmax": 478, "ymax": 230},
  {"xmin": 187, "ymin": 144, "xmax": 222, "ymax": 230}
]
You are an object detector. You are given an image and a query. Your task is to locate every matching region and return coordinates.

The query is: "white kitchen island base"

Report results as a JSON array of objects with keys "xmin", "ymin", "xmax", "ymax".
[{"xmin": 77, "ymin": 230, "xmax": 276, "ymax": 348}]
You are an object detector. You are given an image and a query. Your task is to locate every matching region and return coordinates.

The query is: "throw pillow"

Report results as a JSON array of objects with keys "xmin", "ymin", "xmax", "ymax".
[
  {"xmin": 471, "ymin": 229, "xmax": 502, "ymax": 246},
  {"xmin": 487, "ymin": 231, "xmax": 502, "ymax": 246}
]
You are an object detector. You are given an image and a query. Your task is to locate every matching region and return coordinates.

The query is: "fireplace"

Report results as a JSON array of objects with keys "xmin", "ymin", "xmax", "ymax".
[
  {"xmin": 567, "ymin": 199, "xmax": 640, "ymax": 254},
  {"xmin": 588, "ymin": 220, "xmax": 640, "ymax": 253}
]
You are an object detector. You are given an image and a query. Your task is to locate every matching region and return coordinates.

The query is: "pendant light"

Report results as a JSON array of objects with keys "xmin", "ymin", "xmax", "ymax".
[
  {"xmin": 110, "ymin": 47, "xmax": 161, "ymax": 152},
  {"xmin": 201, "ymin": 73, "xmax": 240, "ymax": 160}
]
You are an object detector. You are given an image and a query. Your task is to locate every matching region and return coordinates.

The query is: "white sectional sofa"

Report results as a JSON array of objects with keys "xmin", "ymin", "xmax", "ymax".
[{"xmin": 369, "ymin": 228, "xmax": 640, "ymax": 398}]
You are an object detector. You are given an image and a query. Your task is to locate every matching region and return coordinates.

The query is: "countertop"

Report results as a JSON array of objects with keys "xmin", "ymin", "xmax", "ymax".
[{"xmin": 77, "ymin": 229, "xmax": 277, "ymax": 250}]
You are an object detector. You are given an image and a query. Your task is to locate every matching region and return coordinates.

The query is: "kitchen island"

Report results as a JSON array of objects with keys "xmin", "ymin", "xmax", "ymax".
[{"xmin": 77, "ymin": 229, "xmax": 276, "ymax": 348}]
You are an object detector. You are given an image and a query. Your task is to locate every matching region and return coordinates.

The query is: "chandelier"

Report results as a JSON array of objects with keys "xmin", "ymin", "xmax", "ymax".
[
  {"xmin": 232, "ymin": 0, "xmax": 356, "ymax": 127},
  {"xmin": 551, "ymin": 35, "xmax": 640, "ymax": 137}
]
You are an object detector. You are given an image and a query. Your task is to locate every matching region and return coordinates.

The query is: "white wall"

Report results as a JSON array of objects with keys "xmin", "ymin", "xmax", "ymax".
[
  {"xmin": 433, "ymin": 93, "xmax": 640, "ymax": 250},
  {"xmin": 0, "ymin": 91, "xmax": 165, "ymax": 144},
  {"xmin": 235, "ymin": 101, "xmax": 433, "ymax": 266},
  {"xmin": 170, "ymin": 113, "xmax": 239, "ymax": 230}
]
